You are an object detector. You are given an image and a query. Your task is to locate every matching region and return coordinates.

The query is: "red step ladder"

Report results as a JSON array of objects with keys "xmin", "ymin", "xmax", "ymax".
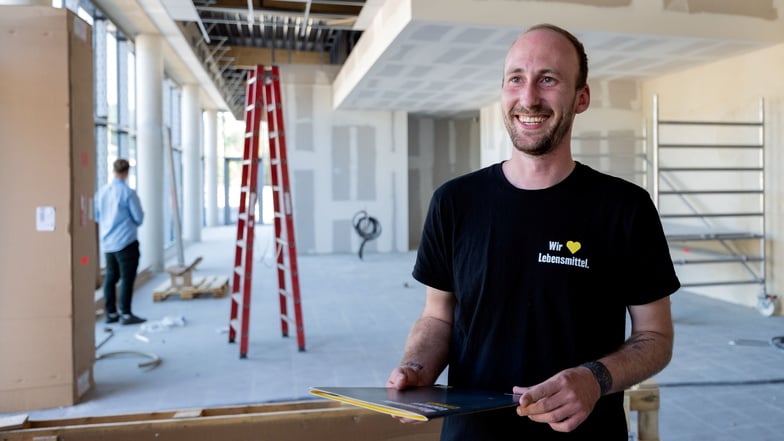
[
  {"xmin": 264, "ymin": 66, "xmax": 306, "ymax": 352},
  {"xmin": 228, "ymin": 65, "xmax": 264, "ymax": 358},
  {"xmin": 228, "ymin": 65, "xmax": 306, "ymax": 357}
]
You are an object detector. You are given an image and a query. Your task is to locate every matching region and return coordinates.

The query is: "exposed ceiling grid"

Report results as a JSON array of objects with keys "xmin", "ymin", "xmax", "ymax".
[{"xmin": 87, "ymin": 0, "xmax": 784, "ymax": 118}]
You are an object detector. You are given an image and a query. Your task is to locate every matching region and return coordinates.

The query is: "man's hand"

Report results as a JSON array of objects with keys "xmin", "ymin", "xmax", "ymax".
[
  {"xmin": 386, "ymin": 365, "xmax": 424, "ymax": 390},
  {"xmin": 513, "ymin": 365, "xmax": 601, "ymax": 432},
  {"xmin": 386, "ymin": 365, "xmax": 428, "ymax": 424}
]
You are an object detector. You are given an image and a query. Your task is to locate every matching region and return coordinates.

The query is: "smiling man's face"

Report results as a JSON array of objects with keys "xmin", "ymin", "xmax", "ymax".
[{"xmin": 501, "ymin": 28, "xmax": 590, "ymax": 157}]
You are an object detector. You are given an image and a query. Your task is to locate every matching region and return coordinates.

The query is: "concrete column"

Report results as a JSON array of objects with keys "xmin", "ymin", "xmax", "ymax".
[
  {"xmin": 93, "ymin": 17, "xmax": 109, "ymax": 187},
  {"xmin": 204, "ymin": 109, "xmax": 219, "ymax": 227},
  {"xmin": 135, "ymin": 34, "xmax": 165, "ymax": 272},
  {"xmin": 181, "ymin": 84, "xmax": 202, "ymax": 242}
]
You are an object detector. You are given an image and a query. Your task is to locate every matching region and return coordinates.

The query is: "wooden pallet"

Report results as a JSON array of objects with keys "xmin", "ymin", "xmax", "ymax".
[
  {"xmin": 152, "ymin": 275, "xmax": 229, "ymax": 302},
  {"xmin": 624, "ymin": 380, "xmax": 661, "ymax": 441}
]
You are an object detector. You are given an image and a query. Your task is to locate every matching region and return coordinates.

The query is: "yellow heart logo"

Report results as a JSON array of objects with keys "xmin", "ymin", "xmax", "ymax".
[{"xmin": 566, "ymin": 241, "xmax": 581, "ymax": 254}]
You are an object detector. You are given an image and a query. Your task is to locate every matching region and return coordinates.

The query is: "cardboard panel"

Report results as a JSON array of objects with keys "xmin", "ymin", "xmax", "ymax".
[
  {"xmin": 0, "ymin": 6, "xmax": 96, "ymax": 412},
  {"xmin": 0, "ymin": 6, "xmax": 75, "ymax": 320},
  {"xmin": 0, "ymin": 318, "xmax": 74, "ymax": 393},
  {"xmin": 66, "ymin": 7, "xmax": 98, "ymax": 393},
  {"xmin": 0, "ymin": 383, "xmax": 75, "ymax": 415}
]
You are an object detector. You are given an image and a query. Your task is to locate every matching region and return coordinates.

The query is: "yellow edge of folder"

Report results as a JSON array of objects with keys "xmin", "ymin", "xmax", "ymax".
[{"xmin": 309, "ymin": 389, "xmax": 430, "ymax": 422}]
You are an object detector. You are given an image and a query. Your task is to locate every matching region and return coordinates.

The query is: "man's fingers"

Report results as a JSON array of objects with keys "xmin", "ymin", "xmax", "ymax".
[
  {"xmin": 514, "ymin": 368, "xmax": 599, "ymax": 433},
  {"xmin": 516, "ymin": 383, "xmax": 563, "ymax": 416},
  {"xmin": 516, "ymin": 389, "xmax": 545, "ymax": 416},
  {"xmin": 386, "ymin": 368, "xmax": 408, "ymax": 389},
  {"xmin": 520, "ymin": 391, "xmax": 536, "ymax": 407},
  {"xmin": 524, "ymin": 405, "xmax": 568, "ymax": 423}
]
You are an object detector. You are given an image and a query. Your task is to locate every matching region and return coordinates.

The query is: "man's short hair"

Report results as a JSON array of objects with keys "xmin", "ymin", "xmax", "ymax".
[
  {"xmin": 113, "ymin": 159, "xmax": 131, "ymax": 174},
  {"xmin": 524, "ymin": 23, "xmax": 588, "ymax": 90}
]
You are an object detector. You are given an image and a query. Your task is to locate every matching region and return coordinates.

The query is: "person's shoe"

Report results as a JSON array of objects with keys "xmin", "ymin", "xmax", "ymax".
[
  {"xmin": 120, "ymin": 314, "xmax": 146, "ymax": 325},
  {"xmin": 105, "ymin": 313, "xmax": 120, "ymax": 324}
]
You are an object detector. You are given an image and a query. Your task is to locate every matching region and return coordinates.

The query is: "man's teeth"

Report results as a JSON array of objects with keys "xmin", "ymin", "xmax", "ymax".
[{"xmin": 519, "ymin": 115, "xmax": 546, "ymax": 123}]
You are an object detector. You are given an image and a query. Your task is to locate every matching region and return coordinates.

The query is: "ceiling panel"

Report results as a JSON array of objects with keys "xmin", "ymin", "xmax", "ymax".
[{"xmin": 100, "ymin": 0, "xmax": 784, "ymax": 118}]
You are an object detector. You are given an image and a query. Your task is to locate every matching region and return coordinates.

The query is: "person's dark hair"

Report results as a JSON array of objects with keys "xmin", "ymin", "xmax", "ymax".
[
  {"xmin": 525, "ymin": 23, "xmax": 588, "ymax": 90},
  {"xmin": 113, "ymin": 158, "xmax": 131, "ymax": 175}
]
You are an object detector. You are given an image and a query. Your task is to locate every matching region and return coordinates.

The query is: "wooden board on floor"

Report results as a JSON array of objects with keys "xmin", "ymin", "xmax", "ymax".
[
  {"xmin": 152, "ymin": 275, "xmax": 229, "ymax": 302},
  {"xmin": 0, "ymin": 400, "xmax": 442, "ymax": 441},
  {"xmin": 0, "ymin": 383, "xmax": 659, "ymax": 441}
]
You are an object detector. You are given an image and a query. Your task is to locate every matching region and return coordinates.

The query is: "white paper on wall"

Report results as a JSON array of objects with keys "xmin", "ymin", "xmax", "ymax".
[{"xmin": 36, "ymin": 206, "xmax": 56, "ymax": 232}]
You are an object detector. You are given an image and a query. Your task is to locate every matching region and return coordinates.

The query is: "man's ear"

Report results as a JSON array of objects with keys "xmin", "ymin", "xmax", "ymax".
[{"xmin": 575, "ymin": 84, "xmax": 590, "ymax": 114}]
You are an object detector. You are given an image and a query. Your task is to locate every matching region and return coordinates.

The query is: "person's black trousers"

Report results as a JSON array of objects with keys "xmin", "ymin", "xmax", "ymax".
[{"xmin": 103, "ymin": 240, "xmax": 140, "ymax": 315}]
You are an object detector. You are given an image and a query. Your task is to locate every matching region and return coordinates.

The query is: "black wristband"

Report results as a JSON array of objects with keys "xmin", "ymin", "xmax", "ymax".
[{"xmin": 581, "ymin": 361, "xmax": 612, "ymax": 396}]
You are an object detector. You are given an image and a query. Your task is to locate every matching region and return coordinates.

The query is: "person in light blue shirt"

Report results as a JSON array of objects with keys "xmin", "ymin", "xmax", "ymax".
[{"xmin": 95, "ymin": 159, "xmax": 146, "ymax": 325}]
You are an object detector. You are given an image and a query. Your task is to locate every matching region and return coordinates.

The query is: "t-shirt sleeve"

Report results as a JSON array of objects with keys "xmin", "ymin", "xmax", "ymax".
[
  {"xmin": 412, "ymin": 187, "xmax": 455, "ymax": 292},
  {"xmin": 624, "ymin": 194, "xmax": 681, "ymax": 305}
]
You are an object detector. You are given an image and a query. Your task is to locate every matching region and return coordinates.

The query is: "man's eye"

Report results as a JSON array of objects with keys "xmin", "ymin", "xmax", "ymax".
[{"xmin": 540, "ymin": 77, "xmax": 555, "ymax": 85}]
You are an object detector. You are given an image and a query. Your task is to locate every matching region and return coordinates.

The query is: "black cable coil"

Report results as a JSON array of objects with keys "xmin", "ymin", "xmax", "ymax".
[{"xmin": 353, "ymin": 210, "xmax": 381, "ymax": 260}]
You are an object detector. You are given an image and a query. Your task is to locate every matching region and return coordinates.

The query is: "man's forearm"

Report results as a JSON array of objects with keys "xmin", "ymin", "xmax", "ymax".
[
  {"xmin": 598, "ymin": 329, "xmax": 673, "ymax": 394},
  {"xmin": 400, "ymin": 315, "xmax": 451, "ymax": 385}
]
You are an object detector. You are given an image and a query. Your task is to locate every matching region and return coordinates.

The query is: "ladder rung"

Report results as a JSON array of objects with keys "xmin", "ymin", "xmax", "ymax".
[
  {"xmin": 659, "ymin": 190, "xmax": 762, "ymax": 195},
  {"xmin": 679, "ymin": 279, "xmax": 764, "ymax": 287},
  {"xmin": 661, "ymin": 212, "xmax": 763, "ymax": 218},
  {"xmin": 671, "ymin": 256, "xmax": 763, "ymax": 264},
  {"xmin": 279, "ymin": 314, "xmax": 295, "ymax": 324},
  {"xmin": 659, "ymin": 167, "xmax": 762, "ymax": 172}
]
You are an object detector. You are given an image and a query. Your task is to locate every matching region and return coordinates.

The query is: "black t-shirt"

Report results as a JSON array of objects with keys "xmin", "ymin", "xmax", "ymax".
[{"xmin": 413, "ymin": 162, "xmax": 680, "ymax": 440}]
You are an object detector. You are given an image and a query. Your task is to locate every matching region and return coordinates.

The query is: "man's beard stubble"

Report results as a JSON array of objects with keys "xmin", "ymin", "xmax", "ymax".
[{"xmin": 505, "ymin": 98, "xmax": 576, "ymax": 157}]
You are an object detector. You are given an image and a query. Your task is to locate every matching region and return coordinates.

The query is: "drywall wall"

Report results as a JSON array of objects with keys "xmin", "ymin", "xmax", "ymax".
[
  {"xmin": 407, "ymin": 115, "xmax": 480, "ymax": 249},
  {"xmin": 279, "ymin": 65, "xmax": 409, "ymax": 256}
]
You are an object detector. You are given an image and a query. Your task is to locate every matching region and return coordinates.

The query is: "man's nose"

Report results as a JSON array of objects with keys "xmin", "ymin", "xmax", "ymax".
[{"xmin": 518, "ymin": 82, "xmax": 541, "ymax": 109}]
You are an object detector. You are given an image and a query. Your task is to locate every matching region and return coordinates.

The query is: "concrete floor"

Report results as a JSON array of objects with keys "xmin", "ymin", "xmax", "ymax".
[{"xmin": 4, "ymin": 225, "xmax": 784, "ymax": 440}]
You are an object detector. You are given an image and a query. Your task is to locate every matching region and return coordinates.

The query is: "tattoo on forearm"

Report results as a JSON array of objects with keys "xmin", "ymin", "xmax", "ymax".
[
  {"xmin": 401, "ymin": 361, "xmax": 424, "ymax": 371},
  {"xmin": 627, "ymin": 334, "xmax": 656, "ymax": 350}
]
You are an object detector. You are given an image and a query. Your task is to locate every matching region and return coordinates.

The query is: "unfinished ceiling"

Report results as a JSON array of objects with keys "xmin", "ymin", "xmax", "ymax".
[
  {"xmin": 170, "ymin": 0, "xmax": 366, "ymax": 118},
  {"xmin": 333, "ymin": 20, "xmax": 772, "ymax": 118},
  {"xmin": 90, "ymin": 0, "xmax": 784, "ymax": 119}
]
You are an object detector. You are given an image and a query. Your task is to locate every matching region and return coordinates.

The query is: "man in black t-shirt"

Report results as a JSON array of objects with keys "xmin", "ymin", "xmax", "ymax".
[{"xmin": 386, "ymin": 23, "xmax": 680, "ymax": 440}]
